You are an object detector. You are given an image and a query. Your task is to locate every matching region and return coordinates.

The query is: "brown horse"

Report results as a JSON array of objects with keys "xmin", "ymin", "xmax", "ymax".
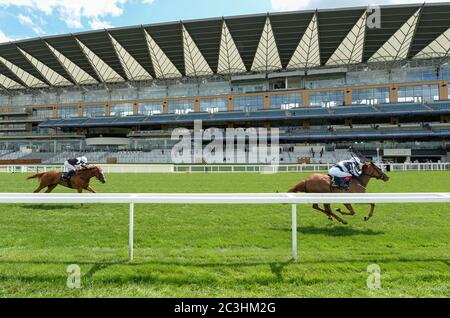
[
  {"xmin": 288, "ymin": 162, "xmax": 390, "ymax": 224},
  {"xmin": 27, "ymin": 166, "xmax": 106, "ymax": 193}
]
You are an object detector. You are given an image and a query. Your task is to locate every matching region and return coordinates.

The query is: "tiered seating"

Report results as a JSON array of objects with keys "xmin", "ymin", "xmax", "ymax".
[
  {"xmin": 332, "ymin": 105, "xmax": 375, "ymax": 115},
  {"xmin": 376, "ymin": 103, "xmax": 428, "ymax": 112}
]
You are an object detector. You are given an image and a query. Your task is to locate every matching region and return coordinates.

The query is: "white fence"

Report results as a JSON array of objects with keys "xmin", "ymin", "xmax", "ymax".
[
  {"xmin": 1, "ymin": 192, "xmax": 449, "ymax": 261},
  {"xmin": 0, "ymin": 163, "xmax": 449, "ymax": 174}
]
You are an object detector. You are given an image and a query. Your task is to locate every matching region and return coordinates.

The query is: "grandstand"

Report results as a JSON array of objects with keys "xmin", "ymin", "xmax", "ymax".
[{"xmin": 1, "ymin": 3, "xmax": 450, "ymax": 164}]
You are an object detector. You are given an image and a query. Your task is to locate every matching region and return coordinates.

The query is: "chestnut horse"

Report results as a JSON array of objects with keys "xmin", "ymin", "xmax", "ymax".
[
  {"xmin": 288, "ymin": 162, "xmax": 389, "ymax": 224},
  {"xmin": 27, "ymin": 166, "xmax": 106, "ymax": 193}
]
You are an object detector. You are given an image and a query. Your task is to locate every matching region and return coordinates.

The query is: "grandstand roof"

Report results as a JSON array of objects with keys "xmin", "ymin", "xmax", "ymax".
[{"xmin": 1, "ymin": 2, "xmax": 450, "ymax": 90}]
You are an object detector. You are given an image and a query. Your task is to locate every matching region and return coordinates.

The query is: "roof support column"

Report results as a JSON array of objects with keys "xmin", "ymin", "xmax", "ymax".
[
  {"xmin": 439, "ymin": 82, "xmax": 448, "ymax": 101},
  {"xmin": 344, "ymin": 89, "xmax": 352, "ymax": 106},
  {"xmin": 302, "ymin": 91, "xmax": 310, "ymax": 107},
  {"xmin": 228, "ymin": 96, "xmax": 234, "ymax": 111},
  {"xmin": 390, "ymin": 85, "xmax": 398, "ymax": 103}
]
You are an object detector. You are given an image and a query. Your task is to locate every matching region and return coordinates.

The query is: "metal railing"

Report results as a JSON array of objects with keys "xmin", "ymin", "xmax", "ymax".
[{"xmin": 0, "ymin": 192, "xmax": 449, "ymax": 261}]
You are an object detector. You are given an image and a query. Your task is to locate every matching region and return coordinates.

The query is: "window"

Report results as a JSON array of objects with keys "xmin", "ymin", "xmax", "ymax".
[
  {"xmin": 110, "ymin": 103, "xmax": 134, "ymax": 117},
  {"xmin": 33, "ymin": 107, "xmax": 53, "ymax": 119},
  {"xmin": 58, "ymin": 106, "xmax": 79, "ymax": 118},
  {"xmin": 398, "ymin": 85, "xmax": 439, "ymax": 103},
  {"xmin": 200, "ymin": 97, "xmax": 228, "ymax": 113},
  {"xmin": 234, "ymin": 95, "xmax": 264, "ymax": 112},
  {"xmin": 352, "ymin": 87, "xmax": 390, "ymax": 105},
  {"xmin": 138, "ymin": 102, "xmax": 164, "ymax": 115},
  {"xmin": 84, "ymin": 105, "xmax": 105, "ymax": 117},
  {"xmin": 309, "ymin": 90, "xmax": 344, "ymax": 108},
  {"xmin": 270, "ymin": 93, "xmax": 302, "ymax": 109},
  {"xmin": 168, "ymin": 99, "xmax": 194, "ymax": 114}
]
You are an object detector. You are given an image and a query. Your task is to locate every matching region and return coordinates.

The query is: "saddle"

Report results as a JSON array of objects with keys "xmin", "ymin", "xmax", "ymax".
[
  {"xmin": 61, "ymin": 171, "xmax": 76, "ymax": 188},
  {"xmin": 329, "ymin": 175, "xmax": 352, "ymax": 192}
]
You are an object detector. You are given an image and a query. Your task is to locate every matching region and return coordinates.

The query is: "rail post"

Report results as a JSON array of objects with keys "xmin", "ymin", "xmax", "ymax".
[
  {"xmin": 129, "ymin": 203, "xmax": 134, "ymax": 261},
  {"xmin": 292, "ymin": 204, "xmax": 297, "ymax": 261}
]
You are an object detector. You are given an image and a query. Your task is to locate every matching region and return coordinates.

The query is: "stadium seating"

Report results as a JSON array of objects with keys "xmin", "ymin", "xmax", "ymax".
[{"xmin": 376, "ymin": 103, "xmax": 429, "ymax": 113}]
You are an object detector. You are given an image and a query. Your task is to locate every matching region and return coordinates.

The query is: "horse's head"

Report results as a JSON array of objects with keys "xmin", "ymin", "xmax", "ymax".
[
  {"xmin": 89, "ymin": 166, "xmax": 106, "ymax": 184},
  {"xmin": 362, "ymin": 161, "xmax": 389, "ymax": 182}
]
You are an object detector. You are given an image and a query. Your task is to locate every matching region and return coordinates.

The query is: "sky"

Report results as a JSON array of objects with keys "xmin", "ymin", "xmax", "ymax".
[{"xmin": 0, "ymin": 0, "xmax": 445, "ymax": 44}]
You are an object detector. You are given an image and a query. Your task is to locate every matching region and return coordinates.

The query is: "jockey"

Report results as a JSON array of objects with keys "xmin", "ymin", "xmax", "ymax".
[
  {"xmin": 328, "ymin": 157, "xmax": 363, "ymax": 191},
  {"xmin": 63, "ymin": 156, "xmax": 88, "ymax": 180}
]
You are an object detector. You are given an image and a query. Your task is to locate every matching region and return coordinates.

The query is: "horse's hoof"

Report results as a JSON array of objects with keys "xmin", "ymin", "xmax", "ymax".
[
  {"xmin": 364, "ymin": 217, "xmax": 370, "ymax": 222},
  {"xmin": 342, "ymin": 220, "xmax": 348, "ymax": 225}
]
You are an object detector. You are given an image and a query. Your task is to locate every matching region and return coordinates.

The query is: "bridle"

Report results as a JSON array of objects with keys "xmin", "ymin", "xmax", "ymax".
[{"xmin": 362, "ymin": 162, "xmax": 387, "ymax": 180}]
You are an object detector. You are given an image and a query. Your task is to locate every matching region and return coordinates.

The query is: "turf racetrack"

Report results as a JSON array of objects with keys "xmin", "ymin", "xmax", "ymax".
[{"xmin": 0, "ymin": 171, "xmax": 449, "ymax": 297}]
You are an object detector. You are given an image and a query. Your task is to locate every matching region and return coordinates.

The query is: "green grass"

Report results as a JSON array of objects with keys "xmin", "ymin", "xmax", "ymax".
[{"xmin": 0, "ymin": 171, "xmax": 449, "ymax": 298}]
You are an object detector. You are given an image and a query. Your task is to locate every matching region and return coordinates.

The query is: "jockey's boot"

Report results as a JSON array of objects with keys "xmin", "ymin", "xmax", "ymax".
[{"xmin": 63, "ymin": 170, "xmax": 76, "ymax": 181}]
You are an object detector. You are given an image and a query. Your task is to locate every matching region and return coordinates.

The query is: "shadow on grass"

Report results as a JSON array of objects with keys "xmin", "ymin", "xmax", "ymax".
[
  {"xmin": 20, "ymin": 204, "xmax": 82, "ymax": 211},
  {"xmin": 297, "ymin": 226, "xmax": 384, "ymax": 237}
]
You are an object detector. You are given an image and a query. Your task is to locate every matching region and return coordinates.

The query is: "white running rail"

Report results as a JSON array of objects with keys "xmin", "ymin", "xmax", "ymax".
[
  {"xmin": 1, "ymin": 163, "xmax": 449, "ymax": 174},
  {"xmin": 1, "ymin": 192, "xmax": 449, "ymax": 261}
]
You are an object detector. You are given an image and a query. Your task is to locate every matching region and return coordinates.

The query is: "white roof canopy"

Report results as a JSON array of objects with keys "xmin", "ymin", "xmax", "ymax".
[
  {"xmin": 0, "ymin": 56, "xmax": 47, "ymax": 88},
  {"xmin": 18, "ymin": 47, "xmax": 73, "ymax": 87},
  {"xmin": 327, "ymin": 12, "xmax": 367, "ymax": 66},
  {"xmin": 46, "ymin": 42, "xmax": 98, "ymax": 85},
  {"xmin": 109, "ymin": 34, "xmax": 152, "ymax": 81},
  {"xmin": 182, "ymin": 25, "xmax": 213, "ymax": 77},
  {"xmin": 144, "ymin": 29, "xmax": 182, "ymax": 79},
  {"xmin": 0, "ymin": 73, "xmax": 24, "ymax": 90},
  {"xmin": 76, "ymin": 38, "xmax": 124, "ymax": 83},
  {"xmin": 369, "ymin": 8, "xmax": 422, "ymax": 63},
  {"xmin": 287, "ymin": 13, "xmax": 321, "ymax": 70},
  {"xmin": 217, "ymin": 21, "xmax": 247, "ymax": 74},
  {"xmin": 415, "ymin": 27, "xmax": 450, "ymax": 60},
  {"xmin": 251, "ymin": 17, "xmax": 282, "ymax": 72}
]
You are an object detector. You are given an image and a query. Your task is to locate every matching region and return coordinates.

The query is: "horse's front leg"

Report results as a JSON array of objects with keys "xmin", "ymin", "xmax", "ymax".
[
  {"xmin": 336, "ymin": 204, "xmax": 356, "ymax": 216},
  {"xmin": 324, "ymin": 204, "xmax": 348, "ymax": 225},
  {"xmin": 365, "ymin": 204, "xmax": 376, "ymax": 221},
  {"xmin": 84, "ymin": 185, "xmax": 96, "ymax": 193}
]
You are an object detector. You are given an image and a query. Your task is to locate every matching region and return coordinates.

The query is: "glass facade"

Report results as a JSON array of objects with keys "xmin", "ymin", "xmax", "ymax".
[
  {"xmin": 58, "ymin": 106, "xmax": 79, "ymax": 118},
  {"xmin": 200, "ymin": 97, "xmax": 228, "ymax": 113},
  {"xmin": 391, "ymin": 66, "xmax": 438, "ymax": 83},
  {"xmin": 110, "ymin": 103, "xmax": 134, "ymax": 116},
  {"xmin": 138, "ymin": 102, "xmax": 164, "ymax": 115},
  {"xmin": 83, "ymin": 89, "xmax": 109, "ymax": 103},
  {"xmin": 398, "ymin": 84, "xmax": 439, "ymax": 103},
  {"xmin": 168, "ymin": 99, "xmax": 195, "ymax": 114},
  {"xmin": 234, "ymin": 95, "xmax": 264, "ymax": 112},
  {"xmin": 33, "ymin": 107, "xmax": 53, "ymax": 119},
  {"xmin": 352, "ymin": 87, "xmax": 390, "ymax": 105},
  {"xmin": 309, "ymin": 90, "xmax": 344, "ymax": 108},
  {"xmin": 83, "ymin": 105, "xmax": 105, "ymax": 117},
  {"xmin": 270, "ymin": 93, "xmax": 302, "ymax": 109}
]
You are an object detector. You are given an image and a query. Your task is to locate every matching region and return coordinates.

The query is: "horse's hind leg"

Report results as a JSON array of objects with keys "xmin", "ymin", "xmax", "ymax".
[
  {"xmin": 324, "ymin": 204, "xmax": 348, "ymax": 225},
  {"xmin": 336, "ymin": 204, "xmax": 356, "ymax": 216},
  {"xmin": 365, "ymin": 204, "xmax": 376, "ymax": 221},
  {"xmin": 312, "ymin": 204, "xmax": 333, "ymax": 221},
  {"xmin": 33, "ymin": 182, "xmax": 46, "ymax": 193},
  {"xmin": 45, "ymin": 184, "xmax": 57, "ymax": 193}
]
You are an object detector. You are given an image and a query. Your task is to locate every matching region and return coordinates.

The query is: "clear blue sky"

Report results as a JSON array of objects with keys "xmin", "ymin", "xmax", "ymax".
[{"xmin": 0, "ymin": 0, "xmax": 428, "ymax": 43}]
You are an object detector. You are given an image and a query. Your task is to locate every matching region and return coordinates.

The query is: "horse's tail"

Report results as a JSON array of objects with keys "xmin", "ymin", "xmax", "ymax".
[
  {"xmin": 27, "ymin": 173, "xmax": 45, "ymax": 180},
  {"xmin": 288, "ymin": 180, "xmax": 308, "ymax": 193}
]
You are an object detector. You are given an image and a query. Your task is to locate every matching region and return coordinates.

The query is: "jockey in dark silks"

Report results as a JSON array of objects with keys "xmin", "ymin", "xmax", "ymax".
[
  {"xmin": 328, "ymin": 157, "xmax": 363, "ymax": 191},
  {"xmin": 62, "ymin": 156, "xmax": 88, "ymax": 180}
]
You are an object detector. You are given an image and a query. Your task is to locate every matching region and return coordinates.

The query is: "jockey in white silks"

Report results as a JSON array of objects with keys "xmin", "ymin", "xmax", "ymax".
[
  {"xmin": 328, "ymin": 157, "xmax": 363, "ymax": 191},
  {"xmin": 63, "ymin": 156, "xmax": 88, "ymax": 180}
]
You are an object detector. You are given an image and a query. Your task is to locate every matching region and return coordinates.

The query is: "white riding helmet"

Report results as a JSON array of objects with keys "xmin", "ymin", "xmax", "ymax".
[{"xmin": 79, "ymin": 156, "xmax": 88, "ymax": 164}]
